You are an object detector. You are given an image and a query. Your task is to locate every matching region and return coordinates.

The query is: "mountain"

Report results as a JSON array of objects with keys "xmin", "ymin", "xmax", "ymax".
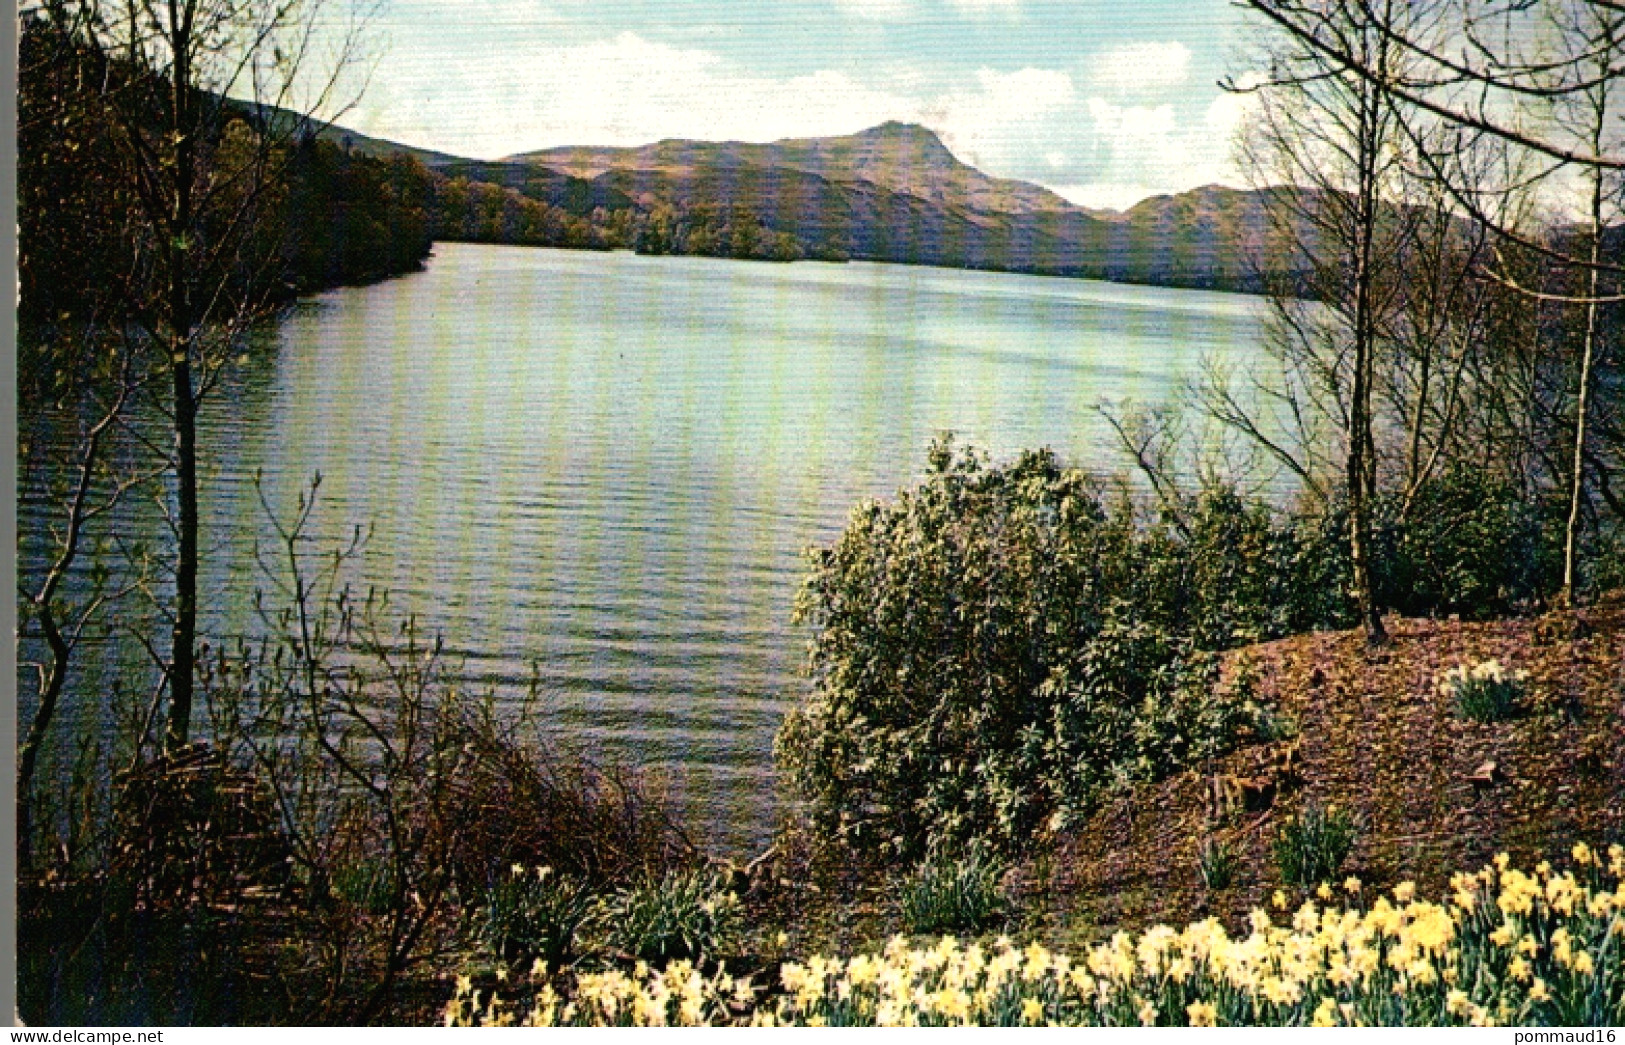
[
  {"xmin": 225, "ymin": 99, "xmax": 476, "ymax": 168},
  {"xmin": 316, "ymin": 119, "xmax": 1309, "ymax": 294},
  {"xmin": 430, "ymin": 158, "xmax": 638, "ymax": 214},
  {"xmin": 315, "ymin": 124, "xmax": 470, "ymax": 168},
  {"xmin": 508, "ymin": 121, "xmax": 1079, "ymax": 219},
  {"xmin": 1093, "ymin": 184, "xmax": 1313, "ymax": 292},
  {"xmin": 497, "ymin": 122, "xmax": 1311, "ymax": 292}
]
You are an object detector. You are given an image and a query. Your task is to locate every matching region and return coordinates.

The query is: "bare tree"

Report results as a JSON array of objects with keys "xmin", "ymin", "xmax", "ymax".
[
  {"xmin": 14, "ymin": 336, "xmax": 158, "ymax": 869},
  {"xmin": 26, "ymin": 0, "xmax": 375, "ymax": 750},
  {"xmin": 1553, "ymin": 2, "xmax": 1625, "ymax": 603},
  {"xmin": 1226, "ymin": 0, "xmax": 1625, "ymax": 612},
  {"xmin": 1219, "ymin": 0, "xmax": 1425, "ymax": 643},
  {"xmin": 1240, "ymin": 0, "xmax": 1625, "ymax": 275}
]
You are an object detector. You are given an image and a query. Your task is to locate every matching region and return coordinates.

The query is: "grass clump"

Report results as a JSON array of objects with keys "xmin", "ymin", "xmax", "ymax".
[
  {"xmin": 1439, "ymin": 660, "xmax": 1528, "ymax": 723},
  {"xmin": 602, "ymin": 871, "xmax": 740, "ymax": 966},
  {"xmin": 898, "ymin": 843, "xmax": 1008, "ymax": 935},
  {"xmin": 1197, "ymin": 838, "xmax": 1238, "ymax": 892},
  {"xmin": 1274, "ymin": 803, "xmax": 1357, "ymax": 886},
  {"xmin": 482, "ymin": 865, "xmax": 595, "ymax": 968}
]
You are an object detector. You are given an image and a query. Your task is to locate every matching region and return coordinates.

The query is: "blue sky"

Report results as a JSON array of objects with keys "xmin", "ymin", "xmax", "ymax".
[{"xmin": 339, "ymin": 0, "xmax": 1263, "ymax": 210}]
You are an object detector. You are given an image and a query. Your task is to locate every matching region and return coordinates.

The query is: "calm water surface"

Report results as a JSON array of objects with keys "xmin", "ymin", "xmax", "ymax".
[{"xmin": 57, "ymin": 243, "xmax": 1273, "ymax": 850}]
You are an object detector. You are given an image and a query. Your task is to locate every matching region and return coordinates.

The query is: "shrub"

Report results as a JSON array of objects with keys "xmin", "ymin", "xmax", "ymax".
[
  {"xmin": 1592, "ymin": 524, "xmax": 1625, "ymax": 594},
  {"xmin": 1438, "ymin": 660, "xmax": 1528, "ymax": 723},
  {"xmin": 1197, "ymin": 838, "xmax": 1238, "ymax": 892},
  {"xmin": 1274, "ymin": 804, "xmax": 1357, "ymax": 886},
  {"xmin": 443, "ymin": 706, "xmax": 697, "ymax": 890},
  {"xmin": 898, "ymin": 843, "xmax": 1008, "ymax": 934},
  {"xmin": 106, "ymin": 743, "xmax": 294, "ymax": 912},
  {"xmin": 1374, "ymin": 469, "xmax": 1559, "ymax": 619},
  {"xmin": 1045, "ymin": 619, "xmax": 1257, "ymax": 808},
  {"xmin": 1252, "ymin": 703, "xmax": 1300, "ymax": 743},
  {"xmin": 778, "ymin": 439, "xmax": 1283, "ymax": 859},
  {"xmin": 601, "ymin": 871, "xmax": 740, "ymax": 966},
  {"xmin": 777, "ymin": 441, "xmax": 1566, "ymax": 863},
  {"xmin": 482, "ymin": 865, "xmax": 595, "ymax": 968},
  {"xmin": 1156, "ymin": 488, "xmax": 1353, "ymax": 647}
]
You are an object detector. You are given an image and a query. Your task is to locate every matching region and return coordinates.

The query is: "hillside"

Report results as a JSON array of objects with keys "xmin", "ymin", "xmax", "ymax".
[
  {"xmin": 498, "ymin": 125, "xmax": 1309, "ymax": 291},
  {"xmin": 742, "ymin": 598, "xmax": 1624, "ymax": 965},
  {"xmin": 271, "ymin": 118, "xmax": 1319, "ymax": 293},
  {"xmin": 316, "ymin": 124, "xmax": 472, "ymax": 169},
  {"xmin": 1024, "ymin": 597, "xmax": 1625, "ymax": 938},
  {"xmin": 510, "ymin": 121, "xmax": 1079, "ymax": 218},
  {"xmin": 430, "ymin": 158, "xmax": 638, "ymax": 214}
]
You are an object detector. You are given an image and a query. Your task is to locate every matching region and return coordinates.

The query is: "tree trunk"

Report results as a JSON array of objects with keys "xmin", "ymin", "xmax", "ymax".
[
  {"xmin": 165, "ymin": 353, "xmax": 199, "ymax": 749},
  {"xmin": 1562, "ymin": 50, "xmax": 1609, "ymax": 608},
  {"xmin": 19, "ymin": 608, "xmax": 71, "ymax": 871},
  {"xmin": 1563, "ymin": 172, "xmax": 1602, "ymax": 605},
  {"xmin": 1349, "ymin": 72, "xmax": 1388, "ymax": 646},
  {"xmin": 164, "ymin": 17, "xmax": 200, "ymax": 749}
]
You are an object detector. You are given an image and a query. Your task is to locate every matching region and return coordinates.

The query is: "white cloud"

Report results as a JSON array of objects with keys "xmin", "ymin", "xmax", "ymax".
[
  {"xmin": 350, "ymin": 31, "xmax": 917, "ymax": 157},
  {"xmin": 1090, "ymin": 41, "xmax": 1192, "ymax": 94},
  {"xmin": 931, "ymin": 66, "xmax": 1076, "ymax": 171},
  {"xmin": 1204, "ymin": 69, "xmax": 1263, "ymax": 138},
  {"xmin": 345, "ymin": 30, "xmax": 1244, "ymax": 212},
  {"xmin": 949, "ymin": 0, "xmax": 1022, "ymax": 15},
  {"xmin": 1051, "ymin": 182, "xmax": 1166, "ymax": 212},
  {"xmin": 1044, "ymin": 93, "xmax": 1247, "ymax": 211},
  {"xmin": 831, "ymin": 0, "xmax": 914, "ymax": 21},
  {"xmin": 1085, "ymin": 97, "xmax": 1189, "ymax": 169}
]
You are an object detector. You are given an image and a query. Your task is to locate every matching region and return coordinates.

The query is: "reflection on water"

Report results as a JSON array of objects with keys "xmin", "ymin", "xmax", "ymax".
[{"xmin": 24, "ymin": 242, "xmax": 1268, "ymax": 851}]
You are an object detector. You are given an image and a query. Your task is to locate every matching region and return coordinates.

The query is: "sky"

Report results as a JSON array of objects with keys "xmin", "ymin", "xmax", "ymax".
[{"xmin": 335, "ymin": 0, "xmax": 1264, "ymax": 212}]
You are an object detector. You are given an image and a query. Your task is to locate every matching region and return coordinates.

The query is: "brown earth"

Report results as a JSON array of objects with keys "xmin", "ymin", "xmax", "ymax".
[{"xmin": 1018, "ymin": 595, "xmax": 1625, "ymax": 941}]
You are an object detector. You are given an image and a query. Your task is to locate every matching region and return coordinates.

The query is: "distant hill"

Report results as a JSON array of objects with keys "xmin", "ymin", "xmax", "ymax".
[
  {"xmin": 1096, "ymin": 183, "xmax": 1320, "ymax": 293},
  {"xmin": 430, "ymin": 159, "xmax": 638, "ymax": 215},
  {"xmin": 509, "ymin": 121, "xmax": 1080, "ymax": 219},
  {"xmin": 225, "ymin": 99, "xmax": 475, "ymax": 168},
  {"xmin": 315, "ymin": 123, "xmax": 470, "ymax": 168},
  {"xmin": 316, "ymin": 119, "xmax": 1320, "ymax": 294},
  {"xmin": 500, "ymin": 122, "xmax": 1310, "ymax": 293}
]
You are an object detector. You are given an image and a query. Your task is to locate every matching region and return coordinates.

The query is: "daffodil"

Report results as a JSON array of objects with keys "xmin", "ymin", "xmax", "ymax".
[
  {"xmin": 1186, "ymin": 1000, "xmax": 1217, "ymax": 1027},
  {"xmin": 446, "ymin": 847, "xmax": 1623, "ymax": 1028}
]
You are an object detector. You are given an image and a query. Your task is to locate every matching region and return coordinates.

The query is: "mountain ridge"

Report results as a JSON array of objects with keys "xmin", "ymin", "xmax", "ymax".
[
  {"xmin": 320, "ymin": 118, "xmax": 1307, "ymax": 294},
  {"xmin": 505, "ymin": 121, "xmax": 1089, "ymax": 220}
]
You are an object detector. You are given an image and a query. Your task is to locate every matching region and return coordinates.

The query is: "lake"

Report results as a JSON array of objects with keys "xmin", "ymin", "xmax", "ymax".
[{"xmin": 28, "ymin": 242, "xmax": 1271, "ymax": 852}]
